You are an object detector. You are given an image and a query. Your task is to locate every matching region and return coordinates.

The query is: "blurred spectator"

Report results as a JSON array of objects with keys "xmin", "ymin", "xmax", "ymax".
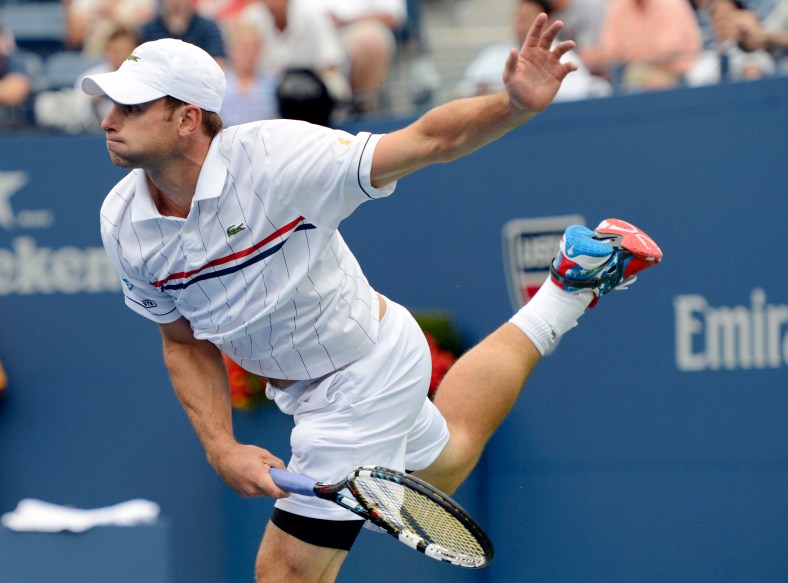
[
  {"xmin": 689, "ymin": 0, "xmax": 717, "ymax": 49},
  {"xmin": 194, "ymin": 0, "xmax": 250, "ymax": 25},
  {"xmin": 219, "ymin": 19, "xmax": 279, "ymax": 126},
  {"xmin": 239, "ymin": 0, "xmax": 350, "ymax": 116},
  {"xmin": 140, "ymin": 0, "xmax": 226, "ymax": 65},
  {"xmin": 0, "ymin": 24, "xmax": 14, "ymax": 58},
  {"xmin": 66, "ymin": 0, "xmax": 155, "ymax": 54},
  {"xmin": 36, "ymin": 27, "xmax": 139, "ymax": 132},
  {"xmin": 0, "ymin": 23, "xmax": 33, "ymax": 129},
  {"xmin": 550, "ymin": 0, "xmax": 607, "ymax": 62},
  {"xmin": 745, "ymin": 0, "xmax": 782, "ymax": 20},
  {"xmin": 79, "ymin": 27, "xmax": 140, "ymax": 128},
  {"xmin": 303, "ymin": 0, "xmax": 407, "ymax": 113},
  {"xmin": 594, "ymin": 0, "xmax": 703, "ymax": 91},
  {"xmin": 456, "ymin": 0, "xmax": 612, "ymax": 101},
  {"xmin": 687, "ymin": 0, "xmax": 775, "ymax": 86},
  {"xmin": 736, "ymin": 1, "xmax": 788, "ymax": 73}
]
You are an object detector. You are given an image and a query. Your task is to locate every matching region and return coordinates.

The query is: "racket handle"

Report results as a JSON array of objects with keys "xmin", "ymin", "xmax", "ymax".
[{"xmin": 269, "ymin": 468, "xmax": 318, "ymax": 497}]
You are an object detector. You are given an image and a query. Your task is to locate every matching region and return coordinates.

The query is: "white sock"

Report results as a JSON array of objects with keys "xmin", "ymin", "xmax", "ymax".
[{"xmin": 508, "ymin": 278, "xmax": 594, "ymax": 355}]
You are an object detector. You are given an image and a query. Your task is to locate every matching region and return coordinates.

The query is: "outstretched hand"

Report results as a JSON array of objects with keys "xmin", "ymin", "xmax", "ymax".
[{"xmin": 503, "ymin": 13, "xmax": 578, "ymax": 113}]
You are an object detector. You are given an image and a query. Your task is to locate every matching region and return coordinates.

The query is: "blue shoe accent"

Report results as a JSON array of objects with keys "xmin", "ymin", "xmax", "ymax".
[
  {"xmin": 562, "ymin": 225, "xmax": 614, "ymax": 261},
  {"xmin": 551, "ymin": 225, "xmax": 614, "ymax": 292}
]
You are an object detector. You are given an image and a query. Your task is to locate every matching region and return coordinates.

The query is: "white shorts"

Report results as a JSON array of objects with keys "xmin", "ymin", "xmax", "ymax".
[{"xmin": 269, "ymin": 298, "xmax": 450, "ymax": 521}]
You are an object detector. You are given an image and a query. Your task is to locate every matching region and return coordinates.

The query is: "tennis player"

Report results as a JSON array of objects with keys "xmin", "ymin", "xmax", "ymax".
[{"xmin": 83, "ymin": 14, "xmax": 661, "ymax": 582}]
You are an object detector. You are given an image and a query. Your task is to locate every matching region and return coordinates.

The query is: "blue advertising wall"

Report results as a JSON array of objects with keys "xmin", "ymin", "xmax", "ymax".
[{"xmin": 1, "ymin": 77, "xmax": 786, "ymax": 583}]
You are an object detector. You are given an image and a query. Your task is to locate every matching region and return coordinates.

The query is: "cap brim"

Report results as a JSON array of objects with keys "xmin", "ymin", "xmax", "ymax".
[{"xmin": 82, "ymin": 71, "xmax": 167, "ymax": 105}]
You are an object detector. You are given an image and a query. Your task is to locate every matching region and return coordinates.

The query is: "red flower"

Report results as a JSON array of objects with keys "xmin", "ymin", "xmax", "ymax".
[
  {"xmin": 223, "ymin": 356, "xmax": 269, "ymax": 410},
  {"xmin": 424, "ymin": 332, "xmax": 456, "ymax": 400}
]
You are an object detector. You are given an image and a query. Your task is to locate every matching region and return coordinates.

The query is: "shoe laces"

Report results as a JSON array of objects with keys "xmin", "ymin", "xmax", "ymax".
[{"xmin": 613, "ymin": 274, "xmax": 638, "ymax": 291}]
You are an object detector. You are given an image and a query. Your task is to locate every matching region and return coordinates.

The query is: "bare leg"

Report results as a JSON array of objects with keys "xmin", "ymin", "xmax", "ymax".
[
  {"xmin": 414, "ymin": 323, "xmax": 541, "ymax": 494},
  {"xmin": 255, "ymin": 521, "xmax": 349, "ymax": 583},
  {"xmin": 415, "ymin": 218, "xmax": 663, "ymax": 494}
]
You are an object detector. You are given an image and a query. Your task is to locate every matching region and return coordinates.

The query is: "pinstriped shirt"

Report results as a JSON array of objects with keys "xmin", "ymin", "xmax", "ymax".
[{"xmin": 100, "ymin": 120, "xmax": 395, "ymax": 380}]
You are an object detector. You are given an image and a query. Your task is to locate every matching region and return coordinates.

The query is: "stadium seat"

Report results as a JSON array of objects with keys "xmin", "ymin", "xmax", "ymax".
[
  {"xmin": 15, "ymin": 48, "xmax": 47, "ymax": 92},
  {"xmin": 0, "ymin": 2, "xmax": 64, "ymax": 56},
  {"xmin": 42, "ymin": 50, "xmax": 103, "ymax": 90}
]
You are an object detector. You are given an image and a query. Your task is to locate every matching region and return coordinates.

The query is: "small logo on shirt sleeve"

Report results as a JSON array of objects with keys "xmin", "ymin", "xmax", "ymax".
[{"xmin": 142, "ymin": 299, "xmax": 158, "ymax": 308}]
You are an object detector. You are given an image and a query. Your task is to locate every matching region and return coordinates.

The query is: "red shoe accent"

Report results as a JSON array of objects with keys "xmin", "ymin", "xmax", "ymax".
[{"xmin": 595, "ymin": 218, "xmax": 663, "ymax": 265}]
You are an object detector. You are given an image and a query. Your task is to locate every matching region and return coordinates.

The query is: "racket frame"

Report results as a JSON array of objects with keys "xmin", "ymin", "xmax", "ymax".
[{"xmin": 269, "ymin": 465, "xmax": 494, "ymax": 568}]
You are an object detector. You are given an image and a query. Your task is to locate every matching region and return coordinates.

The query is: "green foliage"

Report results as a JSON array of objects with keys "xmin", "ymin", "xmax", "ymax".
[{"xmin": 412, "ymin": 310, "xmax": 464, "ymax": 356}]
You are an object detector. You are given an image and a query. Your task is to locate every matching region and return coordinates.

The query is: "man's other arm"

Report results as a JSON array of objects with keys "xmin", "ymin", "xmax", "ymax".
[{"xmin": 159, "ymin": 318, "xmax": 288, "ymax": 498}]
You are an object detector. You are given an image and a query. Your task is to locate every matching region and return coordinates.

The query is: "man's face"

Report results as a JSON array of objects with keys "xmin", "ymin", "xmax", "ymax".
[
  {"xmin": 229, "ymin": 27, "xmax": 262, "ymax": 73},
  {"xmin": 100, "ymin": 98, "xmax": 182, "ymax": 169}
]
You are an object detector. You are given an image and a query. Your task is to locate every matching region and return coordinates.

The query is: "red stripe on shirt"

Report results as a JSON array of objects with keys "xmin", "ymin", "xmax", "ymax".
[{"xmin": 151, "ymin": 216, "xmax": 305, "ymax": 288}]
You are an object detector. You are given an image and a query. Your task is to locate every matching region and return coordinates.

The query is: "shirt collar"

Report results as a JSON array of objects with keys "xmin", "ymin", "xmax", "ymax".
[
  {"xmin": 194, "ymin": 134, "xmax": 228, "ymax": 203},
  {"xmin": 129, "ymin": 169, "xmax": 161, "ymax": 223},
  {"xmin": 129, "ymin": 134, "xmax": 228, "ymax": 222}
]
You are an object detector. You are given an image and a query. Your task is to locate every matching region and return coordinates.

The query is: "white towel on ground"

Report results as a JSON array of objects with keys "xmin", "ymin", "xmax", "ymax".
[{"xmin": 1, "ymin": 499, "xmax": 160, "ymax": 533}]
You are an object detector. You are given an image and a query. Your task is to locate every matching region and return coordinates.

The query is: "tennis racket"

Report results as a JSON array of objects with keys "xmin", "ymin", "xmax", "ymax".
[{"xmin": 269, "ymin": 466, "xmax": 494, "ymax": 568}]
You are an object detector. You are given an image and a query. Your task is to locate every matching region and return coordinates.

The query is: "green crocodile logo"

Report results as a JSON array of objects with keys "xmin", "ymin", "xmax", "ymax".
[
  {"xmin": 227, "ymin": 224, "xmax": 246, "ymax": 237},
  {"xmin": 126, "ymin": 54, "xmax": 141, "ymax": 62}
]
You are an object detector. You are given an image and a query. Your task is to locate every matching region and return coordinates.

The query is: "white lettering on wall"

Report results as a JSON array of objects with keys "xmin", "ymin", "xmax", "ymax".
[
  {"xmin": 0, "ymin": 237, "xmax": 120, "ymax": 295},
  {"xmin": 674, "ymin": 289, "xmax": 788, "ymax": 371}
]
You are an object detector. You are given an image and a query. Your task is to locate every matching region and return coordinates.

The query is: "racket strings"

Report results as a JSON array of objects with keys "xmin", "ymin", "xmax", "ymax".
[{"xmin": 351, "ymin": 476, "xmax": 487, "ymax": 560}]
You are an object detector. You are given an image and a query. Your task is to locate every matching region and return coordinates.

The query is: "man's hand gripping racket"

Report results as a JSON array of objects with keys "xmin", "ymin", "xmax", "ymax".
[{"xmin": 269, "ymin": 466, "xmax": 494, "ymax": 568}]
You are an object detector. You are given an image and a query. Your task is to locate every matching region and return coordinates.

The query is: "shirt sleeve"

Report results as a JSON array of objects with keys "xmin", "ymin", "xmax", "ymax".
[
  {"xmin": 259, "ymin": 120, "xmax": 396, "ymax": 231},
  {"xmin": 100, "ymin": 209, "xmax": 181, "ymax": 324}
]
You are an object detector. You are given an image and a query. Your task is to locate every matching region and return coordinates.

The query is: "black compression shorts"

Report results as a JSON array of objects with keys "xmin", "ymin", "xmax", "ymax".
[{"xmin": 270, "ymin": 507, "xmax": 365, "ymax": 551}]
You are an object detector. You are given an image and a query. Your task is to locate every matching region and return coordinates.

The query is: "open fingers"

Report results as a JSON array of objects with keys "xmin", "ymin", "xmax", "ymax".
[
  {"xmin": 552, "ymin": 39, "xmax": 576, "ymax": 60},
  {"xmin": 538, "ymin": 18, "xmax": 565, "ymax": 50},
  {"xmin": 523, "ymin": 15, "xmax": 568, "ymax": 53},
  {"xmin": 523, "ymin": 12, "xmax": 548, "ymax": 48}
]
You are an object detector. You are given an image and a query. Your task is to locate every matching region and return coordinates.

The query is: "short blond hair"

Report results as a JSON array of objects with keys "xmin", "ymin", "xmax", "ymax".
[{"xmin": 163, "ymin": 95, "xmax": 224, "ymax": 138}]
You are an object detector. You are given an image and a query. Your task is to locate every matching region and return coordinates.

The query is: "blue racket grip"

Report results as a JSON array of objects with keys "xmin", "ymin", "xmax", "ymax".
[{"xmin": 268, "ymin": 468, "xmax": 318, "ymax": 497}]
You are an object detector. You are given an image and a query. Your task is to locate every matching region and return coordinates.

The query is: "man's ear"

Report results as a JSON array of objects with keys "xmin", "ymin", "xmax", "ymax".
[{"xmin": 178, "ymin": 104, "xmax": 203, "ymax": 136}]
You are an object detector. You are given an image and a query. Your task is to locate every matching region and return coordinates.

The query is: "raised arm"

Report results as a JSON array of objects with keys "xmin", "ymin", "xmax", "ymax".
[
  {"xmin": 370, "ymin": 14, "xmax": 577, "ymax": 188},
  {"xmin": 159, "ymin": 317, "xmax": 288, "ymax": 498}
]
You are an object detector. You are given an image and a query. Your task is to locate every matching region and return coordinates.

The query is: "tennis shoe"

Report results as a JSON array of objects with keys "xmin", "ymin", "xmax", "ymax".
[{"xmin": 550, "ymin": 218, "xmax": 663, "ymax": 307}]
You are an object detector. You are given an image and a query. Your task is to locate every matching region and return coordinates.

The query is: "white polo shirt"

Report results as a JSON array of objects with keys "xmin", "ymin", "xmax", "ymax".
[{"xmin": 100, "ymin": 120, "xmax": 395, "ymax": 380}]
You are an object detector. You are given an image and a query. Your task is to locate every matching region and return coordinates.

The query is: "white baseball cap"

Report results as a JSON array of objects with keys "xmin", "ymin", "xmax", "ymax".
[{"xmin": 82, "ymin": 38, "xmax": 226, "ymax": 113}]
